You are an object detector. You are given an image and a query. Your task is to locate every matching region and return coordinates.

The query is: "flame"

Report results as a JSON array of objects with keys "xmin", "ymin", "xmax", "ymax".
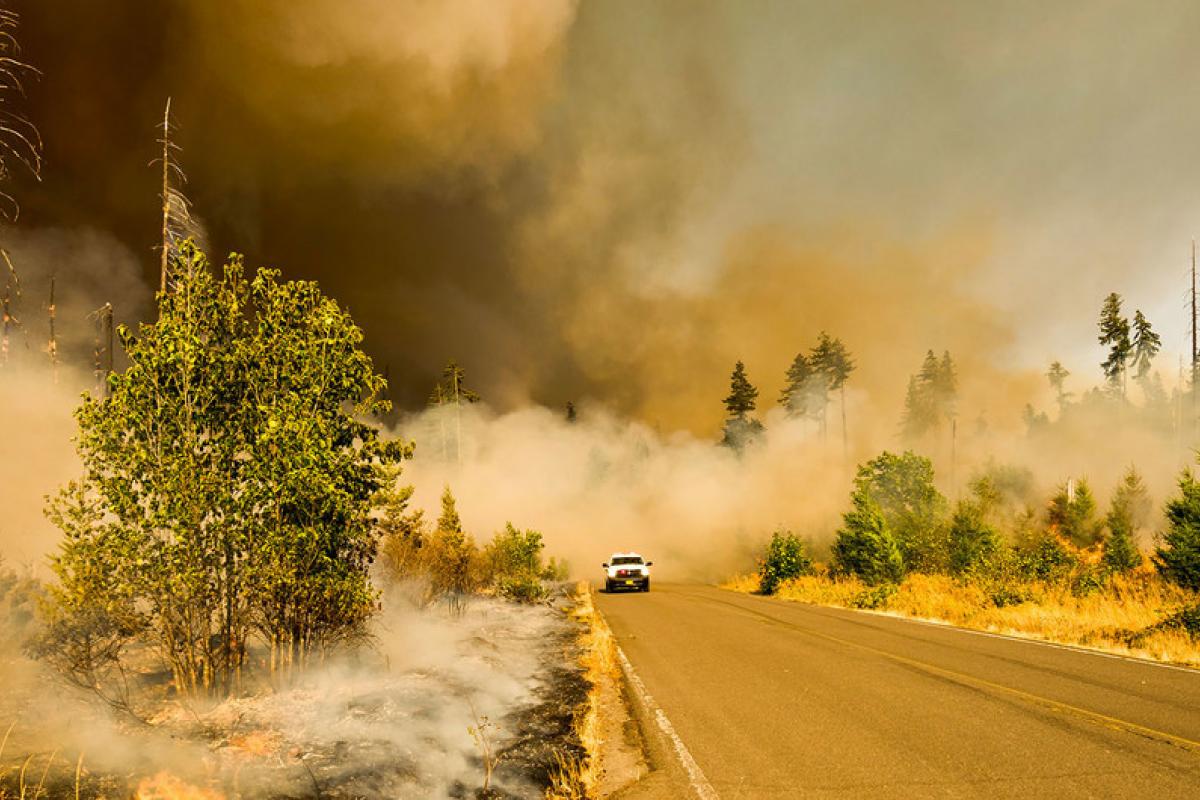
[
  {"xmin": 134, "ymin": 772, "xmax": 225, "ymax": 800},
  {"xmin": 228, "ymin": 730, "xmax": 280, "ymax": 758}
]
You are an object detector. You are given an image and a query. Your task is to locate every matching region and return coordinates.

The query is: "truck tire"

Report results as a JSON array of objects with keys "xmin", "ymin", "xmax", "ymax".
[
  {"xmin": 642, "ymin": 579, "xmax": 650, "ymax": 592},
  {"xmin": 605, "ymin": 580, "xmax": 614, "ymax": 593}
]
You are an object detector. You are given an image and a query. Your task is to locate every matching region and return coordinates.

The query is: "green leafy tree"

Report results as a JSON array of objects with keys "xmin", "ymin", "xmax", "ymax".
[
  {"xmin": 721, "ymin": 360, "xmax": 763, "ymax": 452},
  {"xmin": 40, "ymin": 243, "xmax": 407, "ymax": 696},
  {"xmin": 485, "ymin": 523, "xmax": 550, "ymax": 603},
  {"xmin": 1046, "ymin": 360, "xmax": 1071, "ymax": 410},
  {"xmin": 1047, "ymin": 478, "xmax": 1101, "ymax": 547},
  {"xmin": 758, "ymin": 529, "xmax": 813, "ymax": 595},
  {"xmin": 832, "ymin": 494, "xmax": 905, "ymax": 585},
  {"xmin": 852, "ymin": 451, "xmax": 949, "ymax": 572},
  {"xmin": 1155, "ymin": 470, "xmax": 1200, "ymax": 591},
  {"xmin": 1098, "ymin": 293, "xmax": 1131, "ymax": 397},
  {"xmin": 948, "ymin": 500, "xmax": 1000, "ymax": 575}
]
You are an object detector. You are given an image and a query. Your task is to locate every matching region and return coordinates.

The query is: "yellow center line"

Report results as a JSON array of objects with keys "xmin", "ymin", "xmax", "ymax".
[{"xmin": 687, "ymin": 589, "xmax": 1200, "ymax": 755}]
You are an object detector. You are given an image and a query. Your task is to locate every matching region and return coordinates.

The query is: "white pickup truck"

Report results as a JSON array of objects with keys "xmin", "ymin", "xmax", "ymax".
[{"xmin": 602, "ymin": 552, "xmax": 653, "ymax": 593}]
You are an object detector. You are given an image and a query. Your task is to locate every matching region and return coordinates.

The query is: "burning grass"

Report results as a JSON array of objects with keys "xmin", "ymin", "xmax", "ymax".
[
  {"xmin": 723, "ymin": 568, "xmax": 1200, "ymax": 667},
  {"xmin": 0, "ymin": 589, "xmax": 590, "ymax": 799}
]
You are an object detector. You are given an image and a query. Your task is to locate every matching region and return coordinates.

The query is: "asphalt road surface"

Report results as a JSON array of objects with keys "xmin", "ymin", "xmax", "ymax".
[{"xmin": 595, "ymin": 583, "xmax": 1200, "ymax": 799}]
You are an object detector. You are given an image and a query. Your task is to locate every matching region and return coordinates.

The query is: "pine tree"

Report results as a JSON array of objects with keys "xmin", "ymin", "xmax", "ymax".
[
  {"xmin": 722, "ymin": 360, "xmax": 763, "ymax": 452},
  {"xmin": 438, "ymin": 485, "xmax": 463, "ymax": 533},
  {"xmin": 809, "ymin": 333, "xmax": 856, "ymax": 446},
  {"xmin": 1098, "ymin": 293, "xmax": 1131, "ymax": 397},
  {"xmin": 565, "ymin": 401, "xmax": 577, "ymax": 423},
  {"xmin": 1131, "ymin": 309, "xmax": 1161, "ymax": 391},
  {"xmin": 779, "ymin": 352, "xmax": 814, "ymax": 419},
  {"xmin": 1047, "ymin": 478, "xmax": 1100, "ymax": 547},
  {"xmin": 900, "ymin": 350, "xmax": 953, "ymax": 442},
  {"xmin": 1155, "ymin": 470, "xmax": 1200, "ymax": 591},
  {"xmin": 1046, "ymin": 361, "xmax": 1071, "ymax": 410},
  {"xmin": 724, "ymin": 360, "xmax": 758, "ymax": 418},
  {"xmin": 1103, "ymin": 467, "xmax": 1148, "ymax": 573},
  {"xmin": 934, "ymin": 351, "xmax": 958, "ymax": 422}
]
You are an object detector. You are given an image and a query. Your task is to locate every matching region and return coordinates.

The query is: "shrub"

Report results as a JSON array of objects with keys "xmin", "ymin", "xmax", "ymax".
[
  {"xmin": 1018, "ymin": 532, "xmax": 1077, "ymax": 582},
  {"xmin": 947, "ymin": 500, "xmax": 1000, "ymax": 575},
  {"xmin": 1157, "ymin": 605, "xmax": 1200, "ymax": 639},
  {"xmin": 484, "ymin": 523, "xmax": 552, "ymax": 604},
  {"xmin": 1070, "ymin": 566, "xmax": 1108, "ymax": 598},
  {"xmin": 832, "ymin": 495, "xmax": 904, "ymax": 585},
  {"xmin": 987, "ymin": 584, "xmax": 1030, "ymax": 608},
  {"xmin": 497, "ymin": 575, "xmax": 549, "ymax": 604},
  {"xmin": 758, "ymin": 529, "xmax": 814, "ymax": 595},
  {"xmin": 1155, "ymin": 470, "xmax": 1200, "ymax": 591},
  {"xmin": 851, "ymin": 584, "xmax": 897, "ymax": 609}
]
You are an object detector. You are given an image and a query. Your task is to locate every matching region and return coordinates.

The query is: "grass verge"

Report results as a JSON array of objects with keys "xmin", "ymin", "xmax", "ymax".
[
  {"xmin": 723, "ymin": 569, "xmax": 1200, "ymax": 668},
  {"xmin": 546, "ymin": 582, "xmax": 618, "ymax": 799}
]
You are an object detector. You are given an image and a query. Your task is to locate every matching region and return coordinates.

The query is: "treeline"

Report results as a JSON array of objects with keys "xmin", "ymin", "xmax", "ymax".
[
  {"xmin": 756, "ymin": 448, "xmax": 1200, "ymax": 624},
  {"xmin": 719, "ymin": 331, "xmax": 856, "ymax": 452}
]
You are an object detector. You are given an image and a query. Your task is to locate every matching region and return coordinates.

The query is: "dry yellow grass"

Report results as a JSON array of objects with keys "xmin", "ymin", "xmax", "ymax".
[
  {"xmin": 546, "ymin": 582, "xmax": 618, "ymax": 800},
  {"xmin": 723, "ymin": 570, "xmax": 1200, "ymax": 668}
]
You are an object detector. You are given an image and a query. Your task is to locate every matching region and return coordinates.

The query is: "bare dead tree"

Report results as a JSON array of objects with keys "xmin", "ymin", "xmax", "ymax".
[
  {"xmin": 0, "ymin": 245, "xmax": 23, "ymax": 363},
  {"xmin": 152, "ymin": 98, "xmax": 200, "ymax": 300},
  {"xmin": 89, "ymin": 302, "xmax": 113, "ymax": 396},
  {"xmin": 0, "ymin": 8, "xmax": 42, "ymax": 222},
  {"xmin": 47, "ymin": 272, "xmax": 56, "ymax": 379},
  {"xmin": 0, "ymin": 8, "xmax": 42, "ymax": 370}
]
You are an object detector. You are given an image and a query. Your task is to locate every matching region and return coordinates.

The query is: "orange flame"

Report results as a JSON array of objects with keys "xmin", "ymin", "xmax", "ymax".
[{"xmin": 134, "ymin": 772, "xmax": 225, "ymax": 800}]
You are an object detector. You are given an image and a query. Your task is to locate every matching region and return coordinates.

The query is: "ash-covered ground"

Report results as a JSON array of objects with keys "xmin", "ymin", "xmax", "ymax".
[{"xmin": 0, "ymin": 584, "xmax": 587, "ymax": 800}]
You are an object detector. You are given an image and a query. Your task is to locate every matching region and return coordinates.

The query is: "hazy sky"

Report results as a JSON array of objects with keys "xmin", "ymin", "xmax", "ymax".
[{"xmin": 14, "ymin": 0, "xmax": 1200, "ymax": 430}]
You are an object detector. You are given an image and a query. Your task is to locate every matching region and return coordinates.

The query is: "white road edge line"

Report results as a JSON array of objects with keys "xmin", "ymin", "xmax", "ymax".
[{"xmin": 615, "ymin": 645, "xmax": 720, "ymax": 800}]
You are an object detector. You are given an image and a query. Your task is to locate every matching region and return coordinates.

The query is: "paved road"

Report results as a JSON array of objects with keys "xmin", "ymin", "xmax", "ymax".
[{"xmin": 595, "ymin": 583, "xmax": 1200, "ymax": 799}]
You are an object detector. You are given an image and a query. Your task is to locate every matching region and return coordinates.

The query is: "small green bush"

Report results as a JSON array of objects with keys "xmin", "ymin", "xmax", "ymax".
[
  {"xmin": 1156, "ymin": 605, "xmax": 1200, "ymax": 639},
  {"xmin": 987, "ymin": 584, "xmax": 1030, "ymax": 608},
  {"xmin": 758, "ymin": 529, "xmax": 814, "ymax": 595},
  {"xmin": 1019, "ymin": 532, "xmax": 1077, "ymax": 582},
  {"xmin": 1070, "ymin": 567, "xmax": 1108, "ymax": 598},
  {"xmin": 832, "ymin": 495, "xmax": 905, "ymax": 585},
  {"xmin": 948, "ymin": 501, "xmax": 1000, "ymax": 575},
  {"xmin": 497, "ymin": 575, "xmax": 550, "ymax": 604},
  {"xmin": 851, "ymin": 584, "xmax": 897, "ymax": 609}
]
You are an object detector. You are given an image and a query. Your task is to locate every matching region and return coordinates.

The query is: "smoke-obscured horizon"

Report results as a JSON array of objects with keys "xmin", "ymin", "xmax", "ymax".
[{"xmin": 13, "ymin": 0, "xmax": 1200, "ymax": 435}]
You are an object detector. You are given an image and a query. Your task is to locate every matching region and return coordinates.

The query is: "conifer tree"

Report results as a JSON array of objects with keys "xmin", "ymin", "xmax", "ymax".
[
  {"xmin": 809, "ymin": 332, "xmax": 856, "ymax": 446},
  {"xmin": 721, "ymin": 360, "xmax": 763, "ymax": 452},
  {"xmin": 565, "ymin": 401, "xmax": 577, "ymax": 423},
  {"xmin": 1047, "ymin": 478, "xmax": 1101, "ymax": 547},
  {"xmin": 437, "ymin": 485, "xmax": 463, "ymax": 533},
  {"xmin": 779, "ymin": 352, "xmax": 814, "ymax": 419},
  {"xmin": 1046, "ymin": 361, "xmax": 1071, "ymax": 410},
  {"xmin": 1156, "ymin": 470, "xmax": 1200, "ymax": 591},
  {"xmin": 900, "ymin": 350, "xmax": 955, "ymax": 442},
  {"xmin": 1131, "ymin": 309, "xmax": 1161, "ymax": 390},
  {"xmin": 1098, "ymin": 293, "xmax": 1131, "ymax": 397}
]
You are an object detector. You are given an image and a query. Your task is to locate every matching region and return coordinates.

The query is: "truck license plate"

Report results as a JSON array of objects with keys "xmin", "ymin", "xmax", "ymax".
[{"xmin": 624, "ymin": 580, "xmax": 634, "ymax": 585}]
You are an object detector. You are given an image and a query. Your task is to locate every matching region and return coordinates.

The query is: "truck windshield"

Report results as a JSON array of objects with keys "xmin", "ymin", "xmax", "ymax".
[{"xmin": 612, "ymin": 556, "xmax": 643, "ymax": 565}]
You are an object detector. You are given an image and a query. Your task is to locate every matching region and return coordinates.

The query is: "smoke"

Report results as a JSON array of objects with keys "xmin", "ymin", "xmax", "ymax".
[{"xmin": 0, "ymin": 228, "xmax": 150, "ymax": 569}]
